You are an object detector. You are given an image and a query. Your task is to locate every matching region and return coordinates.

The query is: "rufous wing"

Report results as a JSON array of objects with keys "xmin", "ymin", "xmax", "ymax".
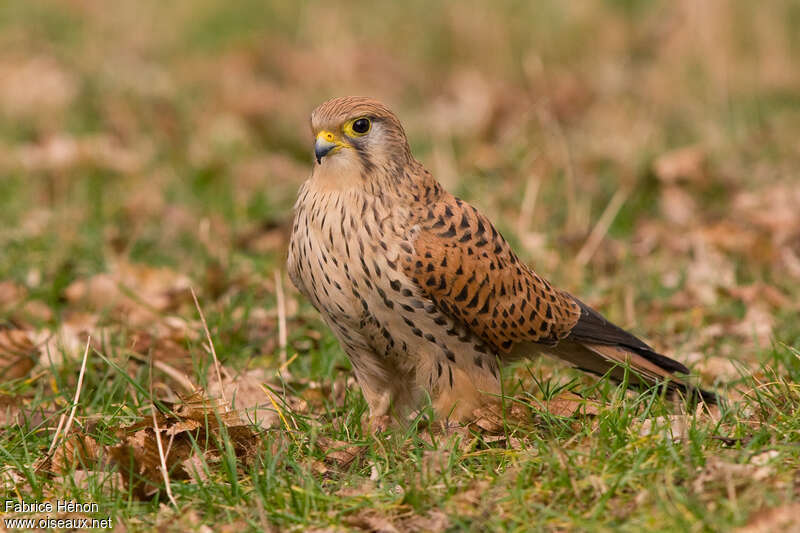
[
  {"xmin": 401, "ymin": 193, "xmax": 716, "ymax": 402},
  {"xmin": 401, "ymin": 194, "xmax": 582, "ymax": 354}
]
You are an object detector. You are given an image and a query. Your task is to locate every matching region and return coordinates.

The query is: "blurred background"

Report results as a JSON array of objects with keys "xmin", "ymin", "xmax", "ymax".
[{"xmin": 1, "ymin": 0, "xmax": 799, "ymax": 385}]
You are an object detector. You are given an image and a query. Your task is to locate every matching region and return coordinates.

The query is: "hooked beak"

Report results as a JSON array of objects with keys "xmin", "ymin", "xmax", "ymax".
[{"xmin": 314, "ymin": 130, "xmax": 340, "ymax": 164}]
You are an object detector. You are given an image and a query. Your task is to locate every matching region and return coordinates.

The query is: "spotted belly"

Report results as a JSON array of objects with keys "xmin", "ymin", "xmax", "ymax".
[{"xmin": 287, "ymin": 185, "xmax": 501, "ymax": 405}]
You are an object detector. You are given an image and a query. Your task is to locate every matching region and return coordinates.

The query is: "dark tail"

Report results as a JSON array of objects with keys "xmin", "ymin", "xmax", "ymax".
[{"xmin": 550, "ymin": 297, "xmax": 718, "ymax": 404}]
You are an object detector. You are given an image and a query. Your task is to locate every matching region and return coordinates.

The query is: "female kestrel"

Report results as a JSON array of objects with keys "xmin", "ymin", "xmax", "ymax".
[{"xmin": 288, "ymin": 96, "xmax": 715, "ymax": 425}]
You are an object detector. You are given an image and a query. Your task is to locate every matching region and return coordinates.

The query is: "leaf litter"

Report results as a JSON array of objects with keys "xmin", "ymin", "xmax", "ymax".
[
  {"xmin": 38, "ymin": 388, "xmax": 263, "ymax": 500},
  {"xmin": 1, "ymin": 2, "xmax": 799, "ymax": 529}
]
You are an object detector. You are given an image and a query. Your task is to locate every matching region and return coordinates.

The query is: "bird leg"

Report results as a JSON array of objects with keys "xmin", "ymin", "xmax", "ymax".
[
  {"xmin": 425, "ymin": 358, "xmax": 502, "ymax": 423},
  {"xmin": 351, "ymin": 365, "xmax": 399, "ymax": 433}
]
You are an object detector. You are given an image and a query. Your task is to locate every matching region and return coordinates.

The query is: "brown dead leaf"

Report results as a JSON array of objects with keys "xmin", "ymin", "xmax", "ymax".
[
  {"xmin": 49, "ymin": 470, "xmax": 125, "ymax": 501},
  {"xmin": 732, "ymin": 305, "xmax": 775, "ymax": 346},
  {"xmin": 172, "ymin": 388, "xmax": 246, "ymax": 426},
  {"xmin": 309, "ymin": 458, "xmax": 331, "ymax": 477},
  {"xmin": 18, "ymin": 299, "xmax": 54, "ymax": 322},
  {"xmin": 0, "ymin": 465, "xmax": 29, "ymax": 494},
  {"xmin": 331, "ymin": 375, "xmax": 356, "ymax": 408},
  {"xmin": 673, "ymin": 235, "xmax": 737, "ymax": 307},
  {"xmin": 129, "ymin": 330, "xmax": 191, "ymax": 363},
  {"xmin": 316, "ymin": 436, "xmax": 364, "ymax": 468},
  {"xmin": 545, "ymin": 392, "xmax": 601, "ymax": 418},
  {"xmin": 733, "ymin": 183, "xmax": 800, "ymax": 246},
  {"xmin": 653, "ymin": 145, "xmax": 707, "ymax": 184},
  {"xmin": 420, "ymin": 448, "xmax": 450, "ymax": 478},
  {"xmin": 63, "ymin": 260, "xmax": 192, "ymax": 327},
  {"xmin": 107, "ymin": 389, "xmax": 261, "ymax": 499},
  {"xmin": 0, "ymin": 56, "xmax": 77, "ymax": 119},
  {"xmin": 700, "ymin": 221, "xmax": 762, "ymax": 256},
  {"xmin": 207, "ymin": 368, "xmax": 282, "ymax": 429},
  {"xmin": 692, "ymin": 456, "xmax": 775, "ymax": 497},
  {"xmin": 469, "ymin": 401, "xmax": 531, "ymax": 434},
  {"xmin": 154, "ymin": 505, "xmax": 209, "ymax": 533},
  {"xmin": 0, "ymin": 328, "xmax": 38, "ymax": 381},
  {"xmin": 235, "ymin": 219, "xmax": 290, "ymax": 254},
  {"xmin": 727, "ymin": 283, "xmax": 793, "ymax": 310},
  {"xmin": 109, "ymin": 426, "xmax": 175, "ymax": 498},
  {"xmin": 50, "ymin": 433, "xmax": 100, "ymax": 473},
  {"xmin": 448, "ymin": 480, "xmax": 492, "ymax": 518},
  {"xmin": 400, "ymin": 510, "xmax": 450, "ymax": 533},
  {"xmin": 0, "ymin": 394, "xmax": 22, "ymax": 426},
  {"xmin": 659, "ymin": 185, "xmax": 698, "ymax": 226},
  {"xmin": 181, "ymin": 452, "xmax": 211, "ymax": 483},
  {"xmin": 2, "ymin": 397, "xmax": 59, "ymax": 429},
  {"xmin": 636, "ymin": 415, "xmax": 689, "ymax": 440},
  {"xmin": 336, "ymin": 479, "xmax": 378, "ymax": 498},
  {"xmin": 685, "ymin": 352, "xmax": 745, "ymax": 382},
  {"xmin": 0, "ymin": 280, "xmax": 26, "ymax": 310},
  {"xmin": 735, "ymin": 503, "xmax": 800, "ymax": 533},
  {"xmin": 17, "ymin": 134, "xmax": 150, "ymax": 174},
  {"xmin": 344, "ymin": 509, "xmax": 400, "ymax": 533},
  {"xmin": 30, "ymin": 311, "xmax": 97, "ymax": 368}
]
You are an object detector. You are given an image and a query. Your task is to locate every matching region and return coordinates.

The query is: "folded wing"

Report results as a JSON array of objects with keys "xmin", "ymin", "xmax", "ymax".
[{"xmin": 402, "ymin": 194, "xmax": 715, "ymax": 403}]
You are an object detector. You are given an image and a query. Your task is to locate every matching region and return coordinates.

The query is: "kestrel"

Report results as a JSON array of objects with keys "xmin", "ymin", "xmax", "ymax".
[{"xmin": 288, "ymin": 96, "xmax": 715, "ymax": 425}]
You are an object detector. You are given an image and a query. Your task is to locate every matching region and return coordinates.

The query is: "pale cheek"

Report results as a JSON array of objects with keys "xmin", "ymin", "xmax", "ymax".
[
  {"xmin": 312, "ymin": 150, "xmax": 365, "ymax": 191},
  {"xmin": 358, "ymin": 135, "xmax": 392, "ymax": 167}
]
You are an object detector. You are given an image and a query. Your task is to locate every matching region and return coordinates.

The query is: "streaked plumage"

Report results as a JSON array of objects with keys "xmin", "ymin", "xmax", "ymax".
[{"xmin": 288, "ymin": 96, "xmax": 715, "ymax": 425}]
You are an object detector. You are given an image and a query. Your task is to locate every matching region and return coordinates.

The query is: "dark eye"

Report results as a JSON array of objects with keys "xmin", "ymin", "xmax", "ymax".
[{"xmin": 352, "ymin": 118, "xmax": 371, "ymax": 134}]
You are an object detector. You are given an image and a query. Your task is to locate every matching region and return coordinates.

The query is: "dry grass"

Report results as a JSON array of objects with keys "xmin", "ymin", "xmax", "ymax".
[{"xmin": 1, "ymin": 1, "xmax": 799, "ymax": 531}]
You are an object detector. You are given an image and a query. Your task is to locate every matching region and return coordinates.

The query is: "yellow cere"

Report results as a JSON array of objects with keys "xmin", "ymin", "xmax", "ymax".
[{"xmin": 317, "ymin": 130, "xmax": 337, "ymax": 143}]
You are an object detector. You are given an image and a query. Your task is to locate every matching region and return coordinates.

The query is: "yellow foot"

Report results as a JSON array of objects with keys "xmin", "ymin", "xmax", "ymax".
[{"xmin": 364, "ymin": 414, "xmax": 392, "ymax": 435}]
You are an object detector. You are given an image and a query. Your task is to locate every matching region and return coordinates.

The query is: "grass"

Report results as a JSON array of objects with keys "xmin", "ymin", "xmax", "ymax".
[{"xmin": 1, "ymin": 0, "xmax": 800, "ymax": 531}]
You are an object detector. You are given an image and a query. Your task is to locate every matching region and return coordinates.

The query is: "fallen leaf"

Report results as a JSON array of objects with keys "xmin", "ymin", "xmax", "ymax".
[
  {"xmin": 726, "ymin": 283, "xmax": 793, "ymax": 309},
  {"xmin": 675, "ymin": 234, "xmax": 737, "ymax": 306},
  {"xmin": 336, "ymin": 479, "xmax": 378, "ymax": 498},
  {"xmin": 129, "ymin": 330, "xmax": 191, "ymax": 363},
  {"xmin": 469, "ymin": 402, "xmax": 531, "ymax": 434},
  {"xmin": 636, "ymin": 415, "xmax": 689, "ymax": 440},
  {"xmin": 685, "ymin": 352, "xmax": 744, "ymax": 382},
  {"xmin": 235, "ymin": 220, "xmax": 290, "ymax": 254},
  {"xmin": 50, "ymin": 433, "xmax": 101, "ymax": 473},
  {"xmin": 0, "ymin": 395, "xmax": 22, "ymax": 426},
  {"xmin": 316, "ymin": 436, "xmax": 364, "ymax": 468},
  {"xmin": 106, "ymin": 389, "xmax": 261, "ymax": 499},
  {"xmin": 732, "ymin": 305, "xmax": 774, "ymax": 346},
  {"xmin": 344, "ymin": 509, "xmax": 400, "ymax": 533},
  {"xmin": 0, "ymin": 280, "xmax": 27, "ymax": 310},
  {"xmin": 692, "ymin": 456, "xmax": 774, "ymax": 497},
  {"xmin": 448, "ymin": 480, "xmax": 492, "ymax": 518},
  {"xmin": 31, "ymin": 312, "xmax": 97, "ymax": 367},
  {"xmin": 659, "ymin": 185, "xmax": 698, "ymax": 226},
  {"xmin": 0, "ymin": 328, "xmax": 38, "ymax": 381},
  {"xmin": 0, "ymin": 56, "xmax": 77, "ymax": 119},
  {"xmin": 545, "ymin": 392, "xmax": 601, "ymax": 417},
  {"xmin": 18, "ymin": 299, "xmax": 54, "ymax": 322},
  {"xmin": 653, "ymin": 145, "xmax": 707, "ymax": 184},
  {"xmin": 400, "ymin": 510, "xmax": 450, "ymax": 533},
  {"xmin": 733, "ymin": 183, "xmax": 800, "ymax": 246},
  {"xmin": 207, "ymin": 368, "xmax": 282, "ymax": 429},
  {"xmin": 63, "ymin": 260, "xmax": 192, "ymax": 327},
  {"xmin": 735, "ymin": 503, "xmax": 800, "ymax": 533},
  {"xmin": 0, "ymin": 465, "xmax": 28, "ymax": 494}
]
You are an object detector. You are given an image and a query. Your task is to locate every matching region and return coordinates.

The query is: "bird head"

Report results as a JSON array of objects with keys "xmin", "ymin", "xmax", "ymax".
[{"xmin": 309, "ymin": 97, "xmax": 413, "ymax": 181}]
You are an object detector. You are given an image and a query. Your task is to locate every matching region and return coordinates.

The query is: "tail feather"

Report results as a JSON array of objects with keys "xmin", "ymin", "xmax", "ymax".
[
  {"xmin": 566, "ymin": 296, "xmax": 691, "ymax": 374},
  {"xmin": 559, "ymin": 296, "xmax": 719, "ymax": 402},
  {"xmin": 547, "ymin": 341, "xmax": 717, "ymax": 403}
]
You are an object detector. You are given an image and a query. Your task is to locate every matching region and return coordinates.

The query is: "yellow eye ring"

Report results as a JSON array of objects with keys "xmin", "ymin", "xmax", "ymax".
[{"xmin": 344, "ymin": 117, "xmax": 371, "ymax": 137}]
